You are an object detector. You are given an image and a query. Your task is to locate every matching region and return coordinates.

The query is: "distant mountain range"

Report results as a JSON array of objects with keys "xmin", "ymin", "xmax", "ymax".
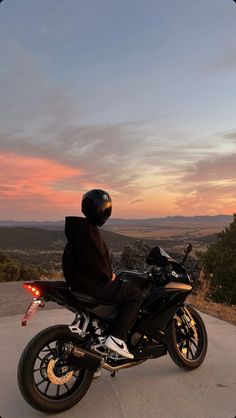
[
  {"xmin": 0, "ymin": 214, "xmax": 232, "ymax": 254},
  {"xmin": 0, "ymin": 215, "xmax": 233, "ymax": 230},
  {"xmin": 0, "ymin": 226, "xmax": 136, "ymax": 251},
  {"xmin": 107, "ymin": 215, "xmax": 233, "ymax": 224}
]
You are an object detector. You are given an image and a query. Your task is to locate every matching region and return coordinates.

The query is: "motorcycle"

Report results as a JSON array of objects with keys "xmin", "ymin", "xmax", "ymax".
[{"xmin": 17, "ymin": 243, "xmax": 207, "ymax": 413}]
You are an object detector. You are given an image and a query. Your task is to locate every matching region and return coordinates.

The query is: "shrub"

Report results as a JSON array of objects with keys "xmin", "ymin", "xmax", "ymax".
[
  {"xmin": 198, "ymin": 214, "xmax": 236, "ymax": 305},
  {"xmin": 0, "ymin": 250, "xmax": 41, "ymax": 282}
]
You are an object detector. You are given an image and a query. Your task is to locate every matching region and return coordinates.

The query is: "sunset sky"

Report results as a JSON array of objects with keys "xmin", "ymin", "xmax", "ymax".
[{"xmin": 0, "ymin": 0, "xmax": 236, "ymax": 220}]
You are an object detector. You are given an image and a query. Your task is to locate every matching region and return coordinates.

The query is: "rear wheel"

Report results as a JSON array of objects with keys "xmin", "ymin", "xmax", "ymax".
[
  {"xmin": 167, "ymin": 305, "xmax": 207, "ymax": 370},
  {"xmin": 17, "ymin": 325, "xmax": 94, "ymax": 413}
]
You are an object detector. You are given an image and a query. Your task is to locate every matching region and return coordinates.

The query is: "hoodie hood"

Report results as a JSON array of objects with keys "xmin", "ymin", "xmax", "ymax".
[{"xmin": 64, "ymin": 216, "xmax": 94, "ymax": 241}]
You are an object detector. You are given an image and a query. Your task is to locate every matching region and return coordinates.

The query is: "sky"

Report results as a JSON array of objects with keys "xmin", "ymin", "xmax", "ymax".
[{"xmin": 0, "ymin": 0, "xmax": 236, "ymax": 220}]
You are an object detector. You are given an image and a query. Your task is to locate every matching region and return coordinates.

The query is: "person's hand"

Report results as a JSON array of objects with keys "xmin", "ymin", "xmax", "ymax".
[{"xmin": 111, "ymin": 272, "xmax": 116, "ymax": 281}]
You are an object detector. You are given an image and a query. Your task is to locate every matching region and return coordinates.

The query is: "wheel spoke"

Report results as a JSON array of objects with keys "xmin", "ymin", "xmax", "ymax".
[
  {"xmin": 177, "ymin": 321, "xmax": 201, "ymax": 360},
  {"xmin": 189, "ymin": 345, "xmax": 195, "ymax": 359},
  {"xmin": 186, "ymin": 341, "xmax": 190, "ymax": 359},
  {"xmin": 44, "ymin": 381, "xmax": 51, "ymax": 395},
  {"xmin": 37, "ymin": 356, "xmax": 48, "ymax": 366},
  {"xmin": 189, "ymin": 338, "xmax": 199, "ymax": 350},
  {"xmin": 72, "ymin": 372, "xmax": 80, "ymax": 380},
  {"xmin": 36, "ymin": 378, "xmax": 46, "ymax": 387},
  {"xmin": 64, "ymin": 382, "xmax": 70, "ymax": 392},
  {"xmin": 46, "ymin": 344, "xmax": 56, "ymax": 356},
  {"xmin": 56, "ymin": 385, "xmax": 60, "ymax": 398},
  {"xmin": 41, "ymin": 344, "xmax": 56, "ymax": 357},
  {"xmin": 33, "ymin": 366, "xmax": 47, "ymax": 372}
]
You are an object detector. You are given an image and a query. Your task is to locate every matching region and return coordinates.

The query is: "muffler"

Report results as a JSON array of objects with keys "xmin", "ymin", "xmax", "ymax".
[{"xmin": 67, "ymin": 346, "xmax": 103, "ymax": 372}]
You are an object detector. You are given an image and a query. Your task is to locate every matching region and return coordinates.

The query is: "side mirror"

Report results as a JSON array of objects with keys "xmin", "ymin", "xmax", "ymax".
[{"xmin": 184, "ymin": 242, "xmax": 192, "ymax": 255}]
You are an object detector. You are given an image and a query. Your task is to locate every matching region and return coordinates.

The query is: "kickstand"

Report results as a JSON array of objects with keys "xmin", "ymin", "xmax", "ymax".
[{"xmin": 110, "ymin": 371, "xmax": 117, "ymax": 378}]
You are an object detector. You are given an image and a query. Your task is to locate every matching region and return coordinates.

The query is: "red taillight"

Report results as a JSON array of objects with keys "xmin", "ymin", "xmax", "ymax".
[{"xmin": 23, "ymin": 284, "xmax": 42, "ymax": 298}]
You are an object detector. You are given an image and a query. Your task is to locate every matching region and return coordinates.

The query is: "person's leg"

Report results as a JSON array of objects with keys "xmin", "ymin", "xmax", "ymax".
[
  {"xmin": 110, "ymin": 282, "xmax": 143, "ymax": 340},
  {"xmin": 92, "ymin": 280, "xmax": 143, "ymax": 339},
  {"xmin": 91, "ymin": 280, "xmax": 143, "ymax": 358}
]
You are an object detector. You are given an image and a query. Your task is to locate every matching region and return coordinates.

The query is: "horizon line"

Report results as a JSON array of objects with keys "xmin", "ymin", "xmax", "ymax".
[{"xmin": 0, "ymin": 214, "xmax": 233, "ymax": 223}]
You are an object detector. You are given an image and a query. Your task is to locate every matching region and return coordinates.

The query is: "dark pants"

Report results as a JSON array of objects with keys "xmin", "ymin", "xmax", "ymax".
[{"xmin": 90, "ymin": 279, "xmax": 143, "ymax": 340}]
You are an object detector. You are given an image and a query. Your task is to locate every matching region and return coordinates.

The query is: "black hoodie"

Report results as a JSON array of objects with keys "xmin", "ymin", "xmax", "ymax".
[{"xmin": 62, "ymin": 216, "xmax": 112, "ymax": 293}]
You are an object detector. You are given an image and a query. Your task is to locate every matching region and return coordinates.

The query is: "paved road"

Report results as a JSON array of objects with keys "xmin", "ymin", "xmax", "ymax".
[
  {"xmin": 0, "ymin": 281, "xmax": 61, "ymax": 318},
  {"xmin": 0, "ymin": 309, "xmax": 235, "ymax": 418}
]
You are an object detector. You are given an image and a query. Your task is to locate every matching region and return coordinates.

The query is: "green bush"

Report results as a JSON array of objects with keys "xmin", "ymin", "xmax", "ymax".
[
  {"xmin": 0, "ymin": 250, "xmax": 41, "ymax": 282},
  {"xmin": 0, "ymin": 262, "xmax": 21, "ymax": 281},
  {"xmin": 198, "ymin": 214, "xmax": 236, "ymax": 305},
  {"xmin": 19, "ymin": 265, "xmax": 41, "ymax": 281},
  {"xmin": 0, "ymin": 252, "xmax": 10, "ymax": 264}
]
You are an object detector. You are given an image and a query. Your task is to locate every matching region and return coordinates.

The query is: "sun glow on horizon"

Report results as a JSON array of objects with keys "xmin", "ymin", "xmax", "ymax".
[
  {"xmin": 0, "ymin": 152, "xmax": 86, "ymax": 219},
  {"xmin": 0, "ymin": 152, "xmax": 235, "ymax": 221}
]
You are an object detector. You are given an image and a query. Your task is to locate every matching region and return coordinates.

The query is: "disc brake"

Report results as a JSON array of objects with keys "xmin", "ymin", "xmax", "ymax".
[{"xmin": 47, "ymin": 358, "xmax": 74, "ymax": 384}]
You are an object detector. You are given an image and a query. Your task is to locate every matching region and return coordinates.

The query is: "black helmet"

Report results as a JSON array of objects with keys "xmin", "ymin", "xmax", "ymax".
[{"xmin": 81, "ymin": 189, "xmax": 112, "ymax": 226}]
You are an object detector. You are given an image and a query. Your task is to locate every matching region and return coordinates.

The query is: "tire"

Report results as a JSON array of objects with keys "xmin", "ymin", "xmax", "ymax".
[
  {"xmin": 167, "ymin": 305, "xmax": 208, "ymax": 371},
  {"xmin": 17, "ymin": 325, "xmax": 94, "ymax": 413}
]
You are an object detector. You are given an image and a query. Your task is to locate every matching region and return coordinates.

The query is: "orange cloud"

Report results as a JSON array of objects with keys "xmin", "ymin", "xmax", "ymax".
[
  {"xmin": 0, "ymin": 151, "xmax": 235, "ymax": 220},
  {"xmin": 0, "ymin": 152, "xmax": 88, "ymax": 219}
]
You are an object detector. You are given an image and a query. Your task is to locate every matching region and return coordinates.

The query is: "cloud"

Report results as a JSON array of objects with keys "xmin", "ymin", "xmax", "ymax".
[
  {"xmin": 130, "ymin": 199, "xmax": 144, "ymax": 205},
  {"xmin": 174, "ymin": 153, "xmax": 236, "ymax": 214},
  {"xmin": 3, "ymin": 43, "xmax": 224, "ymax": 202},
  {"xmin": 1, "ymin": 43, "xmax": 236, "ymax": 218},
  {"xmin": 0, "ymin": 45, "xmax": 184, "ymax": 200},
  {"xmin": 183, "ymin": 153, "xmax": 236, "ymax": 182},
  {"xmin": 224, "ymin": 131, "xmax": 236, "ymax": 141},
  {"xmin": 0, "ymin": 152, "xmax": 84, "ymax": 219},
  {"xmin": 175, "ymin": 182, "xmax": 236, "ymax": 215},
  {"xmin": 0, "ymin": 43, "xmax": 148, "ymax": 196}
]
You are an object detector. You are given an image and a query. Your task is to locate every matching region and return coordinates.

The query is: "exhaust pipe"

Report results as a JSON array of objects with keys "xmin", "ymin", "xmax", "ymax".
[
  {"xmin": 102, "ymin": 344, "xmax": 167, "ymax": 372},
  {"xmin": 103, "ymin": 360, "xmax": 145, "ymax": 372},
  {"xmin": 67, "ymin": 346, "xmax": 103, "ymax": 372}
]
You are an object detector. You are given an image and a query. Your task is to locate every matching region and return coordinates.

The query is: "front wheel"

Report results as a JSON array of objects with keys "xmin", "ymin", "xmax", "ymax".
[
  {"xmin": 17, "ymin": 325, "xmax": 94, "ymax": 413},
  {"xmin": 167, "ymin": 305, "xmax": 208, "ymax": 371}
]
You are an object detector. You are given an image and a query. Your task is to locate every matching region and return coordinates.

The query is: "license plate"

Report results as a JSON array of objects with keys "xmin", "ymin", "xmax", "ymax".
[{"xmin": 21, "ymin": 300, "xmax": 42, "ymax": 326}]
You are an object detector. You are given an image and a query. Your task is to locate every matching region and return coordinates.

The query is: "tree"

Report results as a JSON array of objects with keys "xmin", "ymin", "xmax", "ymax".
[
  {"xmin": 0, "ymin": 251, "xmax": 10, "ymax": 264},
  {"xmin": 199, "ymin": 214, "xmax": 236, "ymax": 304},
  {"xmin": 0, "ymin": 251, "xmax": 21, "ymax": 282},
  {"xmin": 0, "ymin": 250, "xmax": 41, "ymax": 282},
  {"xmin": 19, "ymin": 265, "xmax": 41, "ymax": 281}
]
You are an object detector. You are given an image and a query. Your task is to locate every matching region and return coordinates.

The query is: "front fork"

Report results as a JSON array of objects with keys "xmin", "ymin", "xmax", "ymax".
[{"xmin": 177, "ymin": 304, "xmax": 198, "ymax": 339}]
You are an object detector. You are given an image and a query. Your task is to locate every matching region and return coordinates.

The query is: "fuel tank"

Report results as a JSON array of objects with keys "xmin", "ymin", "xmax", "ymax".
[{"xmin": 116, "ymin": 269, "xmax": 149, "ymax": 290}]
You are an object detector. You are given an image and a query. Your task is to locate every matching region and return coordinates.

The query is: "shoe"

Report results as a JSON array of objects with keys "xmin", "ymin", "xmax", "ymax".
[
  {"xmin": 93, "ymin": 369, "xmax": 101, "ymax": 379},
  {"xmin": 105, "ymin": 335, "xmax": 134, "ymax": 359}
]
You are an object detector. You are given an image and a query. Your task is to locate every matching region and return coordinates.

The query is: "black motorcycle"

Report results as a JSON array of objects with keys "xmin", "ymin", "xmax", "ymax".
[{"xmin": 17, "ymin": 243, "xmax": 207, "ymax": 413}]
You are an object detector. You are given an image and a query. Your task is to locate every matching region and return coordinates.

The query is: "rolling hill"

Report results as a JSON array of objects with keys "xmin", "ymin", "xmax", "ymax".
[{"xmin": 0, "ymin": 227, "xmax": 136, "ymax": 251}]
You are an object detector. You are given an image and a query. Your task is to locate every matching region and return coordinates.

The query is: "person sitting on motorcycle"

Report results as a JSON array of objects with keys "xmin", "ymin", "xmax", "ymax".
[{"xmin": 62, "ymin": 189, "xmax": 143, "ymax": 359}]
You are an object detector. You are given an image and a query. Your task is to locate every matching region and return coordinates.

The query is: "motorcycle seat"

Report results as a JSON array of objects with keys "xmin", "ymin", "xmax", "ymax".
[
  {"xmin": 71, "ymin": 291, "xmax": 115, "ymax": 306},
  {"xmin": 32, "ymin": 281, "xmax": 114, "ymax": 305}
]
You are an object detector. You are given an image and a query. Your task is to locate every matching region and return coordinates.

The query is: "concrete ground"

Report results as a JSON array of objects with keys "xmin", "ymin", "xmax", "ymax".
[{"xmin": 0, "ymin": 308, "xmax": 236, "ymax": 418}]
